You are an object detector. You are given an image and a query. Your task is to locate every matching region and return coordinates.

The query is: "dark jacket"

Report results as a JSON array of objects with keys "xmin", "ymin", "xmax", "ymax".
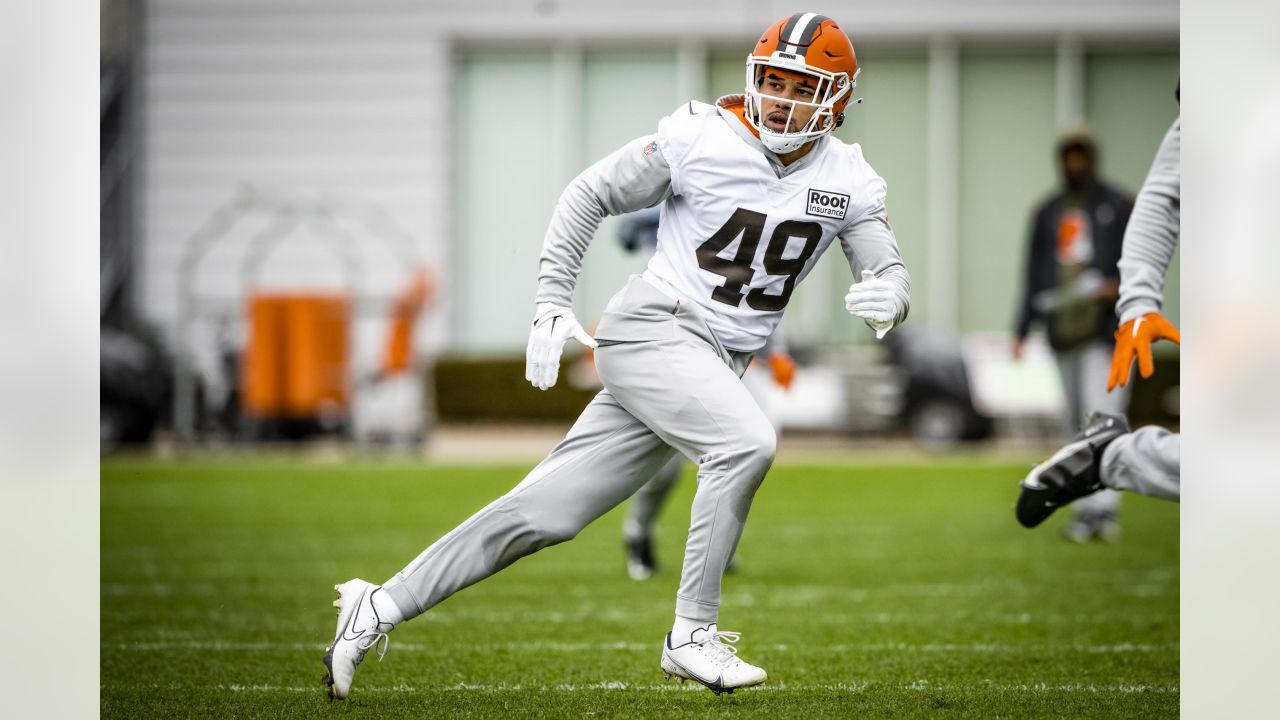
[{"xmin": 1014, "ymin": 182, "xmax": 1132, "ymax": 351}]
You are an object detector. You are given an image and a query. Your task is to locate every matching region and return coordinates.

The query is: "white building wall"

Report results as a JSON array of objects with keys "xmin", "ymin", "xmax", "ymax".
[
  {"xmin": 138, "ymin": 0, "xmax": 1177, "ymax": 369},
  {"xmin": 140, "ymin": 1, "xmax": 451, "ymax": 395}
]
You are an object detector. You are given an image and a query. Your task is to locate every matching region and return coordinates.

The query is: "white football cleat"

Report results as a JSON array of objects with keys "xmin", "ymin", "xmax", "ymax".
[
  {"xmin": 322, "ymin": 579, "xmax": 394, "ymax": 700},
  {"xmin": 660, "ymin": 627, "xmax": 767, "ymax": 695}
]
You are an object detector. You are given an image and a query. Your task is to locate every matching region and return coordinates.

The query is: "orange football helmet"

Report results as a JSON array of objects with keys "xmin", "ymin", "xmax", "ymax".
[{"xmin": 744, "ymin": 13, "xmax": 859, "ymax": 153}]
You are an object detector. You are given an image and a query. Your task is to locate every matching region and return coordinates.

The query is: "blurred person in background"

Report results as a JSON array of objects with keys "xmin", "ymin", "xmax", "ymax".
[
  {"xmin": 615, "ymin": 208, "xmax": 797, "ymax": 581},
  {"xmin": 1016, "ymin": 109, "xmax": 1181, "ymax": 529},
  {"xmin": 1012, "ymin": 129, "xmax": 1134, "ymax": 543},
  {"xmin": 322, "ymin": 12, "xmax": 910, "ymax": 699}
]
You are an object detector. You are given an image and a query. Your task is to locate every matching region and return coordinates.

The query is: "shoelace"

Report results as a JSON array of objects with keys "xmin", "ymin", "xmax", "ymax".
[
  {"xmin": 696, "ymin": 631, "xmax": 743, "ymax": 668},
  {"xmin": 355, "ymin": 630, "xmax": 391, "ymax": 663}
]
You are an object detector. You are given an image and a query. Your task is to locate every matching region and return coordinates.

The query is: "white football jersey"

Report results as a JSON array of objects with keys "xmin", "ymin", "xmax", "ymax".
[{"xmin": 642, "ymin": 99, "xmax": 889, "ymax": 351}]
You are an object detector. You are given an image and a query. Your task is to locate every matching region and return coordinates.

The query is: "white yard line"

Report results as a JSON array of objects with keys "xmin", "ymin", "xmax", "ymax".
[
  {"xmin": 114, "ymin": 680, "xmax": 1178, "ymax": 694},
  {"xmin": 110, "ymin": 640, "xmax": 1178, "ymax": 654}
]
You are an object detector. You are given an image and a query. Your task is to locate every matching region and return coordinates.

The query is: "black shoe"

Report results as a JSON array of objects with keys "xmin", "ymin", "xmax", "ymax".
[
  {"xmin": 626, "ymin": 535, "xmax": 657, "ymax": 580},
  {"xmin": 1016, "ymin": 413, "xmax": 1130, "ymax": 529}
]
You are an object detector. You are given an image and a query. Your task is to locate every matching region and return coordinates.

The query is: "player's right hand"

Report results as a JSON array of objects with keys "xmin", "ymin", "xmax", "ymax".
[
  {"xmin": 1107, "ymin": 312, "xmax": 1180, "ymax": 391},
  {"xmin": 526, "ymin": 304, "xmax": 598, "ymax": 391}
]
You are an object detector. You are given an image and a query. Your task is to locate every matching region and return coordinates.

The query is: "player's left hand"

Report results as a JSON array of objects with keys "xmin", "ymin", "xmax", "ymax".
[
  {"xmin": 526, "ymin": 304, "xmax": 598, "ymax": 391},
  {"xmin": 845, "ymin": 270, "xmax": 897, "ymax": 339},
  {"xmin": 1107, "ymin": 312, "xmax": 1180, "ymax": 391}
]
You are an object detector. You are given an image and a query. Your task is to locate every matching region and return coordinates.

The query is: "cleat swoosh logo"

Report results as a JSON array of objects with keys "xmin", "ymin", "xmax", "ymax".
[
  {"xmin": 667, "ymin": 654, "xmax": 723, "ymax": 689},
  {"xmin": 339, "ymin": 587, "xmax": 370, "ymax": 642}
]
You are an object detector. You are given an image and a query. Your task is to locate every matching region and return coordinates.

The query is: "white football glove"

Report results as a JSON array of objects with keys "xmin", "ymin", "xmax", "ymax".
[
  {"xmin": 844, "ymin": 270, "xmax": 897, "ymax": 340},
  {"xmin": 525, "ymin": 303, "xmax": 598, "ymax": 391}
]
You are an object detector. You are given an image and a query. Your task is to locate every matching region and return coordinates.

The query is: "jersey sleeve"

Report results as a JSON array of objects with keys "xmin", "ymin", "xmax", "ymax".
[
  {"xmin": 841, "ymin": 143, "xmax": 890, "ymax": 226},
  {"xmin": 1115, "ymin": 117, "xmax": 1180, "ymax": 324},
  {"xmin": 837, "ymin": 170, "xmax": 912, "ymax": 329},
  {"xmin": 535, "ymin": 133, "xmax": 674, "ymax": 308}
]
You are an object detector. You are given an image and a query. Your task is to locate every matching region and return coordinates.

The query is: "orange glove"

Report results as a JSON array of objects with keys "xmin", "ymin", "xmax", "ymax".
[
  {"xmin": 1108, "ymin": 312, "xmax": 1180, "ymax": 391},
  {"xmin": 768, "ymin": 352, "xmax": 797, "ymax": 391}
]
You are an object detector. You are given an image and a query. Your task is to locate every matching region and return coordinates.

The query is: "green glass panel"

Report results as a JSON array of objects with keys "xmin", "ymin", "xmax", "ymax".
[
  {"xmin": 578, "ymin": 49, "xmax": 680, "ymax": 320},
  {"xmin": 454, "ymin": 51, "xmax": 556, "ymax": 352},
  {"xmin": 958, "ymin": 54, "xmax": 1058, "ymax": 333},
  {"xmin": 1087, "ymin": 51, "xmax": 1181, "ymax": 326}
]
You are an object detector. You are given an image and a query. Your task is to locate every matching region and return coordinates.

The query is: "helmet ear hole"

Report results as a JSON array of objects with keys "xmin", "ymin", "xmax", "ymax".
[{"xmin": 834, "ymin": 112, "xmax": 844, "ymax": 129}]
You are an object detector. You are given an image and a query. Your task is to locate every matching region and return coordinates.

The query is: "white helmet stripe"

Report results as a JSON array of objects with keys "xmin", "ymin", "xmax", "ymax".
[{"xmin": 781, "ymin": 12, "xmax": 820, "ymax": 54}]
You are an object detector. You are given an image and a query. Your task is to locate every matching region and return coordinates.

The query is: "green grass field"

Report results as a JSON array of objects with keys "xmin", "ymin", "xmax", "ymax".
[{"xmin": 101, "ymin": 455, "xmax": 1178, "ymax": 718}]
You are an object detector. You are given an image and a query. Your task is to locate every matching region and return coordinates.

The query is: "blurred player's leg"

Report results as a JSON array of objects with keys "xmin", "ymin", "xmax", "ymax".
[
  {"xmin": 624, "ymin": 455, "xmax": 683, "ymax": 580},
  {"xmin": 1102, "ymin": 427, "xmax": 1180, "ymax": 501},
  {"xmin": 1068, "ymin": 341, "xmax": 1127, "ymax": 541},
  {"xmin": 1054, "ymin": 345, "xmax": 1085, "ymax": 437},
  {"xmin": 1057, "ymin": 342, "xmax": 1123, "ymax": 542}
]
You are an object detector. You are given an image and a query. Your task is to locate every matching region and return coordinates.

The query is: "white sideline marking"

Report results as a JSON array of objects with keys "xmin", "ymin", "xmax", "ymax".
[
  {"xmin": 110, "ymin": 640, "xmax": 1177, "ymax": 654},
  {"xmin": 116, "ymin": 681, "xmax": 1178, "ymax": 695},
  {"xmin": 103, "ymin": 580, "xmax": 1175, "ymax": 604},
  {"xmin": 109, "ymin": 607, "xmax": 1176, "ymax": 629}
]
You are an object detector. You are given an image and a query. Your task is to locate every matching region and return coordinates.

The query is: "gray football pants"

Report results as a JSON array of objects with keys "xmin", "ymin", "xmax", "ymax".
[
  {"xmin": 1055, "ymin": 340, "xmax": 1128, "ymax": 518},
  {"xmin": 624, "ymin": 455, "xmax": 684, "ymax": 541},
  {"xmin": 1102, "ymin": 427, "xmax": 1180, "ymax": 501},
  {"xmin": 382, "ymin": 276, "xmax": 773, "ymax": 624}
]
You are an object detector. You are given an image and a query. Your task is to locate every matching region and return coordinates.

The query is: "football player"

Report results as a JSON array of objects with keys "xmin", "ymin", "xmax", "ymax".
[
  {"xmin": 1016, "ymin": 112, "xmax": 1182, "ymax": 528},
  {"xmin": 324, "ymin": 12, "xmax": 910, "ymax": 698}
]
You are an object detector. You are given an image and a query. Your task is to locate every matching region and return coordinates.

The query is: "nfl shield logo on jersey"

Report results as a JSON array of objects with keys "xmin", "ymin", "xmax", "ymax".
[{"xmin": 806, "ymin": 188, "xmax": 849, "ymax": 220}]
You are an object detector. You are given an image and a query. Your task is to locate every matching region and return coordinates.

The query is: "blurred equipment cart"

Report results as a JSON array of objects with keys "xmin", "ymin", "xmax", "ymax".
[{"xmin": 173, "ymin": 186, "xmax": 435, "ymax": 446}]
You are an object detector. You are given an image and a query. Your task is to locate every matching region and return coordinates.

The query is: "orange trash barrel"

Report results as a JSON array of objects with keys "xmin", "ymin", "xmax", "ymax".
[{"xmin": 243, "ymin": 292, "xmax": 350, "ymax": 421}]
